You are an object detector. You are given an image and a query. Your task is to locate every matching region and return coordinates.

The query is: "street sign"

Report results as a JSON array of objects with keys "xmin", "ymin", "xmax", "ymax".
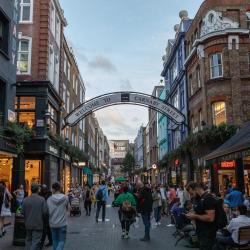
[{"xmin": 64, "ymin": 92, "xmax": 186, "ymax": 128}]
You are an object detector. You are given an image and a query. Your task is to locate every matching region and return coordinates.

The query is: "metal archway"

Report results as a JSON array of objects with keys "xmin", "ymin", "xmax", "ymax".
[{"xmin": 63, "ymin": 91, "xmax": 186, "ymax": 128}]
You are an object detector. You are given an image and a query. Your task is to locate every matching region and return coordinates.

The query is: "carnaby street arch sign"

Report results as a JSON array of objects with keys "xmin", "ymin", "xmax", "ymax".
[{"xmin": 63, "ymin": 92, "xmax": 186, "ymax": 128}]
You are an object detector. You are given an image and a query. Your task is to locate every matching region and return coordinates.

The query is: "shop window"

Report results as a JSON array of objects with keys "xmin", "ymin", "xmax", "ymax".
[
  {"xmin": 210, "ymin": 53, "xmax": 223, "ymax": 79},
  {"xmin": 212, "ymin": 102, "xmax": 227, "ymax": 126},
  {"xmin": 48, "ymin": 104, "xmax": 58, "ymax": 135},
  {"xmin": 0, "ymin": 10, "xmax": 9, "ymax": 56},
  {"xmin": 17, "ymin": 37, "xmax": 32, "ymax": 74},
  {"xmin": 55, "ymin": 14, "xmax": 60, "ymax": 45},
  {"xmin": 20, "ymin": 0, "xmax": 33, "ymax": 22},
  {"xmin": 25, "ymin": 160, "xmax": 41, "ymax": 195},
  {"xmin": 19, "ymin": 112, "xmax": 35, "ymax": 128},
  {"xmin": 15, "ymin": 96, "xmax": 36, "ymax": 128},
  {"xmin": 0, "ymin": 158, "xmax": 13, "ymax": 191}
]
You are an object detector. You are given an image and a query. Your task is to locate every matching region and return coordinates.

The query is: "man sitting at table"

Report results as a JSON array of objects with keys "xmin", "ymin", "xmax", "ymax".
[{"xmin": 214, "ymin": 205, "xmax": 250, "ymax": 250}]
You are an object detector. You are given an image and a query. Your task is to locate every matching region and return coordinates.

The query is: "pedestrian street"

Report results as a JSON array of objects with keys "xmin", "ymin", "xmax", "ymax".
[{"xmin": 0, "ymin": 197, "xmax": 190, "ymax": 250}]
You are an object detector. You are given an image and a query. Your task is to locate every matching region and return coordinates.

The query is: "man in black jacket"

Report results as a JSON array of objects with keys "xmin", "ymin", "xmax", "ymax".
[{"xmin": 138, "ymin": 182, "xmax": 153, "ymax": 241}]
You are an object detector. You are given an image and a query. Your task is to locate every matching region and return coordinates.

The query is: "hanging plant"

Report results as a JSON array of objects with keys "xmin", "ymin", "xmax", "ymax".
[{"xmin": 1, "ymin": 122, "xmax": 33, "ymax": 155}]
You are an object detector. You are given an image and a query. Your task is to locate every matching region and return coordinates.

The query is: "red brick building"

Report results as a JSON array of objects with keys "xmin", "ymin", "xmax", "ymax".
[{"xmin": 185, "ymin": 0, "xmax": 250, "ymax": 191}]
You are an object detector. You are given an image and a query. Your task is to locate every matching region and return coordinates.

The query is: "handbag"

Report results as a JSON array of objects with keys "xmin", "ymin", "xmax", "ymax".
[{"xmin": 1, "ymin": 193, "xmax": 11, "ymax": 217}]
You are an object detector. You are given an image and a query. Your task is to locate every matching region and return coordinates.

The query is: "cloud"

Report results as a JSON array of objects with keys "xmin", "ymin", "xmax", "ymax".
[
  {"xmin": 120, "ymin": 79, "xmax": 133, "ymax": 91},
  {"xmin": 88, "ymin": 56, "xmax": 117, "ymax": 72}
]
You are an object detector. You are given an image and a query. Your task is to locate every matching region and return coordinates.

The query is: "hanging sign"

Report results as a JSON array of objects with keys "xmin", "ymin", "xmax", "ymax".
[{"xmin": 221, "ymin": 160, "xmax": 236, "ymax": 168}]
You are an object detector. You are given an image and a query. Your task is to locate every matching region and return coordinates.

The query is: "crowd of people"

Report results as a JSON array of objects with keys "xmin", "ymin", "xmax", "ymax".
[{"xmin": 0, "ymin": 179, "xmax": 250, "ymax": 250}]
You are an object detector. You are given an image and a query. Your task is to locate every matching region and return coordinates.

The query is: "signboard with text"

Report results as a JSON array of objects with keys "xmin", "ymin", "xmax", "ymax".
[{"xmin": 64, "ymin": 92, "xmax": 186, "ymax": 128}]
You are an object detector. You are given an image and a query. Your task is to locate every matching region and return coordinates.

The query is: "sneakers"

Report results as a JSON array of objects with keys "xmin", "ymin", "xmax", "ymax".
[
  {"xmin": 121, "ymin": 231, "xmax": 125, "ymax": 239},
  {"xmin": 124, "ymin": 234, "xmax": 130, "ymax": 239},
  {"xmin": 166, "ymin": 223, "xmax": 174, "ymax": 227}
]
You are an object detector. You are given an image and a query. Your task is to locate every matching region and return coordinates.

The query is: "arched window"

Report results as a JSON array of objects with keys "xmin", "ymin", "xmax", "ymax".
[{"xmin": 212, "ymin": 102, "xmax": 226, "ymax": 126}]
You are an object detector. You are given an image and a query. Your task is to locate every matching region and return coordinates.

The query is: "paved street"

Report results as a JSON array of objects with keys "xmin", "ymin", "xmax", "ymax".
[{"xmin": 0, "ymin": 197, "xmax": 191, "ymax": 250}]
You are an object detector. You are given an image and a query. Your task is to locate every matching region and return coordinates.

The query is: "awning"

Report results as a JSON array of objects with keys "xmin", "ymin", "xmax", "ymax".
[
  {"xmin": 205, "ymin": 122, "xmax": 250, "ymax": 161},
  {"xmin": 83, "ymin": 167, "xmax": 92, "ymax": 175}
]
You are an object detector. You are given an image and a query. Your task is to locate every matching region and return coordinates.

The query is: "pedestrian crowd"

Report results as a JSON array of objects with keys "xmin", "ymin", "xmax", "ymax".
[{"xmin": 1, "ymin": 179, "xmax": 250, "ymax": 250}]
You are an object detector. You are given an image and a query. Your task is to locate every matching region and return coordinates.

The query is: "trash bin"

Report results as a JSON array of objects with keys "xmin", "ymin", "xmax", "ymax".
[{"xmin": 13, "ymin": 214, "xmax": 26, "ymax": 246}]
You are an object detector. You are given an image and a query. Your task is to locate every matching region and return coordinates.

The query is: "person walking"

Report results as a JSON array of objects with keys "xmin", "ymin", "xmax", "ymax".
[
  {"xmin": 95, "ymin": 180, "xmax": 108, "ymax": 223},
  {"xmin": 39, "ymin": 184, "xmax": 53, "ymax": 248},
  {"xmin": 186, "ymin": 182, "xmax": 217, "ymax": 250},
  {"xmin": 152, "ymin": 186, "xmax": 162, "ymax": 226},
  {"xmin": 114, "ymin": 185, "xmax": 136, "ymax": 239},
  {"xmin": 160, "ymin": 184, "xmax": 167, "ymax": 216},
  {"xmin": 84, "ymin": 186, "xmax": 92, "ymax": 216},
  {"xmin": 47, "ymin": 182, "xmax": 68, "ymax": 250},
  {"xmin": 91, "ymin": 185, "xmax": 97, "ymax": 209},
  {"xmin": 138, "ymin": 182, "xmax": 153, "ymax": 242},
  {"xmin": 0, "ymin": 181, "xmax": 12, "ymax": 237},
  {"xmin": 22, "ymin": 183, "xmax": 48, "ymax": 250}
]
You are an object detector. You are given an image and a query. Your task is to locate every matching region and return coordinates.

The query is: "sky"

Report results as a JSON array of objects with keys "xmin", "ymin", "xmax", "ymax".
[{"xmin": 60, "ymin": 0, "xmax": 204, "ymax": 141}]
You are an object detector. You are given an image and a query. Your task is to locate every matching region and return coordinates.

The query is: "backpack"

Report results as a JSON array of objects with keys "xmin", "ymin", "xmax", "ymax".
[
  {"xmin": 122, "ymin": 199, "xmax": 132, "ymax": 212},
  {"xmin": 96, "ymin": 188, "xmax": 104, "ymax": 201}
]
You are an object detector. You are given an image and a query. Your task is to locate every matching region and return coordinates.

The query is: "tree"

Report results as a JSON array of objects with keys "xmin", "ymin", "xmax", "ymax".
[{"xmin": 121, "ymin": 152, "xmax": 135, "ymax": 177}]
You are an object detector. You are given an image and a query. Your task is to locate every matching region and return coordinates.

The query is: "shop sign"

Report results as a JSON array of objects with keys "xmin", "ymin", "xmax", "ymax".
[
  {"xmin": 36, "ymin": 119, "xmax": 45, "ymax": 127},
  {"xmin": 8, "ymin": 110, "xmax": 16, "ymax": 122},
  {"xmin": 49, "ymin": 145, "xmax": 58, "ymax": 156},
  {"xmin": 221, "ymin": 160, "xmax": 236, "ymax": 168}
]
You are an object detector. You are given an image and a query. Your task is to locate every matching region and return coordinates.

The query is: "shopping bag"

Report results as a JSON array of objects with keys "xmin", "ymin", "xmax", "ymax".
[{"xmin": 1, "ymin": 204, "xmax": 11, "ymax": 217}]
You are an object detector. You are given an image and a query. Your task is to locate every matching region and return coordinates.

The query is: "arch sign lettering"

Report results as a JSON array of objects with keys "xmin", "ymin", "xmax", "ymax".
[{"xmin": 63, "ymin": 92, "xmax": 186, "ymax": 128}]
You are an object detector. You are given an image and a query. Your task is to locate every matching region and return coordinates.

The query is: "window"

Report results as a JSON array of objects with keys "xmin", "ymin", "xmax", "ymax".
[
  {"xmin": 212, "ymin": 102, "xmax": 226, "ymax": 126},
  {"xmin": 196, "ymin": 66, "xmax": 201, "ymax": 88},
  {"xmin": 199, "ymin": 110, "xmax": 203, "ymax": 130},
  {"xmin": 15, "ymin": 96, "xmax": 36, "ymax": 128},
  {"xmin": 62, "ymin": 84, "xmax": 66, "ymax": 108},
  {"xmin": 50, "ymin": 1, "xmax": 55, "ymax": 35},
  {"xmin": 178, "ymin": 48, "xmax": 183, "ymax": 71},
  {"xmin": 54, "ymin": 55, "xmax": 59, "ymax": 91},
  {"xmin": 49, "ymin": 45, "xmax": 55, "ymax": 83},
  {"xmin": 72, "ymin": 74, "xmax": 75, "ymax": 89},
  {"xmin": 48, "ymin": 104, "xmax": 57, "ymax": 135},
  {"xmin": 75, "ymin": 79, "xmax": 78, "ymax": 95},
  {"xmin": 64, "ymin": 52, "xmax": 67, "ymax": 74},
  {"xmin": 66, "ymin": 91, "xmax": 70, "ymax": 113},
  {"xmin": 210, "ymin": 53, "xmax": 223, "ymax": 79},
  {"xmin": 171, "ymin": 60, "xmax": 177, "ymax": 83},
  {"xmin": 189, "ymin": 75, "xmax": 193, "ymax": 96},
  {"xmin": 0, "ymin": 10, "xmax": 9, "ymax": 56},
  {"xmin": 180, "ymin": 83, "xmax": 185, "ymax": 108},
  {"xmin": 20, "ymin": 0, "xmax": 33, "ymax": 22},
  {"xmin": 17, "ymin": 38, "xmax": 32, "ymax": 74},
  {"xmin": 172, "ymin": 91, "xmax": 179, "ymax": 109},
  {"xmin": 67, "ymin": 62, "xmax": 71, "ymax": 81},
  {"xmin": 55, "ymin": 15, "xmax": 60, "ymax": 45}
]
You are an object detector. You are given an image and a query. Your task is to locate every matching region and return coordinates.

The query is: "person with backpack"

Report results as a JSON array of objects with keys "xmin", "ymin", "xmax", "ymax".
[
  {"xmin": 84, "ymin": 186, "xmax": 92, "ymax": 216},
  {"xmin": 95, "ymin": 180, "xmax": 108, "ymax": 223},
  {"xmin": 114, "ymin": 185, "xmax": 136, "ymax": 239},
  {"xmin": 185, "ymin": 182, "xmax": 227, "ymax": 250}
]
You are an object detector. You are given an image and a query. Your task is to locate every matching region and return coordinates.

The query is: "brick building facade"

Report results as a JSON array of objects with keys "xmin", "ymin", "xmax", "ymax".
[{"xmin": 185, "ymin": 0, "xmax": 250, "ymax": 188}]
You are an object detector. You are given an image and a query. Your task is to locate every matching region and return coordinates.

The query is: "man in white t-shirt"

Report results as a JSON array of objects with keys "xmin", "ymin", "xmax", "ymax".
[
  {"xmin": 214, "ymin": 205, "xmax": 250, "ymax": 249},
  {"xmin": 160, "ymin": 184, "xmax": 167, "ymax": 215}
]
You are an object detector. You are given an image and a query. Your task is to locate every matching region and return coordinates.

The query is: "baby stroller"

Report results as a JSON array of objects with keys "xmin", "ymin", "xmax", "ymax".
[{"xmin": 70, "ymin": 197, "xmax": 81, "ymax": 216}]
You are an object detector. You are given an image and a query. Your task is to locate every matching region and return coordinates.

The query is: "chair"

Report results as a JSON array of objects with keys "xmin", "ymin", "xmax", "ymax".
[{"xmin": 231, "ymin": 226, "xmax": 250, "ymax": 250}]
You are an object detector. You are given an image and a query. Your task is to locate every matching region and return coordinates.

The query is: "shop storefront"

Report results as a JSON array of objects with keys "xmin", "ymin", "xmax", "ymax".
[
  {"xmin": 0, "ymin": 138, "xmax": 17, "ymax": 191},
  {"xmin": 206, "ymin": 122, "xmax": 250, "ymax": 195},
  {"xmin": 63, "ymin": 163, "xmax": 71, "ymax": 193},
  {"xmin": 83, "ymin": 167, "xmax": 93, "ymax": 186}
]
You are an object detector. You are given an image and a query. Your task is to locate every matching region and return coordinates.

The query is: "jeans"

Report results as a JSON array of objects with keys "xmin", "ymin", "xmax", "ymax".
[
  {"xmin": 213, "ymin": 236, "xmax": 235, "ymax": 250},
  {"xmin": 96, "ymin": 201, "xmax": 106, "ymax": 221},
  {"xmin": 25, "ymin": 230, "xmax": 43, "ymax": 250},
  {"xmin": 141, "ymin": 213, "xmax": 151, "ymax": 237},
  {"xmin": 84, "ymin": 202, "xmax": 91, "ymax": 215},
  {"xmin": 154, "ymin": 206, "xmax": 162, "ymax": 223},
  {"xmin": 51, "ymin": 226, "xmax": 67, "ymax": 250}
]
